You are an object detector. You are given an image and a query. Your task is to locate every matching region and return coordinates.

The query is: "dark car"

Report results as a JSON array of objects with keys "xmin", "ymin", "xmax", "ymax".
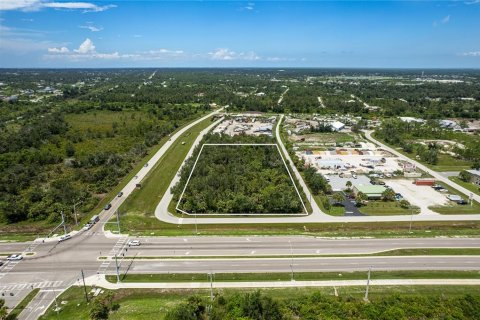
[{"xmin": 457, "ymin": 200, "xmax": 468, "ymax": 205}]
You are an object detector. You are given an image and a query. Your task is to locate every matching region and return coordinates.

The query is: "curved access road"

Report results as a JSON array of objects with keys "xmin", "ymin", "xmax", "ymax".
[
  {"xmin": 85, "ymin": 107, "xmax": 224, "ymax": 229},
  {"xmin": 364, "ymin": 130, "xmax": 480, "ymax": 204},
  {"xmin": 155, "ymin": 115, "xmax": 480, "ymax": 224}
]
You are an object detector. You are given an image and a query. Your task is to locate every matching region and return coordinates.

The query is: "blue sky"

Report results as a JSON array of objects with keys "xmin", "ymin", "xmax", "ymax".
[{"xmin": 1, "ymin": 1, "xmax": 479, "ymax": 68}]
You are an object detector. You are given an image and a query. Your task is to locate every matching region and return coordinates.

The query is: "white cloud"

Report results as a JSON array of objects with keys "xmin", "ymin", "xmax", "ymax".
[
  {"xmin": 0, "ymin": 0, "xmax": 116, "ymax": 12},
  {"xmin": 48, "ymin": 46, "xmax": 69, "ymax": 53},
  {"xmin": 47, "ymin": 38, "xmax": 116, "ymax": 60},
  {"xmin": 209, "ymin": 48, "xmax": 260, "ymax": 61},
  {"xmin": 462, "ymin": 51, "xmax": 480, "ymax": 56},
  {"xmin": 245, "ymin": 2, "xmax": 255, "ymax": 10},
  {"xmin": 80, "ymin": 25, "xmax": 102, "ymax": 32},
  {"xmin": 74, "ymin": 38, "xmax": 95, "ymax": 53},
  {"xmin": 133, "ymin": 34, "xmax": 142, "ymax": 38},
  {"xmin": 0, "ymin": 0, "xmax": 40, "ymax": 11},
  {"xmin": 442, "ymin": 15, "xmax": 450, "ymax": 24},
  {"xmin": 465, "ymin": 0, "xmax": 480, "ymax": 4},
  {"xmin": 43, "ymin": 2, "xmax": 116, "ymax": 12}
]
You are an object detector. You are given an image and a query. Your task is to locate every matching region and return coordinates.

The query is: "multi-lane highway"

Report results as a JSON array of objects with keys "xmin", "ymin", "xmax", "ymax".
[{"xmin": 2, "ymin": 230, "xmax": 480, "ymax": 318}]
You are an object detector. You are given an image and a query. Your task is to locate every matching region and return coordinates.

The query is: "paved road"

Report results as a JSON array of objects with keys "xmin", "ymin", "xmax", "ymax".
[
  {"xmin": 156, "ymin": 117, "xmax": 225, "ymax": 223},
  {"xmin": 126, "ymin": 256, "xmax": 480, "ymax": 274},
  {"xmin": 1, "ymin": 235, "xmax": 480, "ymax": 318},
  {"xmin": 120, "ymin": 236, "xmax": 480, "ymax": 257},
  {"xmin": 364, "ymin": 130, "xmax": 480, "ymax": 204}
]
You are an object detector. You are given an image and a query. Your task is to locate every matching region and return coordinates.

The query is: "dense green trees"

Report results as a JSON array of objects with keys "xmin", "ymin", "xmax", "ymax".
[
  {"xmin": 165, "ymin": 290, "xmax": 480, "ymax": 320},
  {"xmin": 376, "ymin": 119, "xmax": 480, "ymax": 166},
  {"xmin": 173, "ymin": 135, "xmax": 303, "ymax": 214}
]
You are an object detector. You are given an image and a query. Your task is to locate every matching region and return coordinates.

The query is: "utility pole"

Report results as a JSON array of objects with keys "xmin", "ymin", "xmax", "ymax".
[
  {"xmin": 116, "ymin": 210, "xmax": 121, "ymax": 234},
  {"xmin": 73, "ymin": 200, "xmax": 83, "ymax": 226},
  {"xmin": 60, "ymin": 211, "xmax": 67, "ymax": 236},
  {"xmin": 208, "ymin": 273, "xmax": 214, "ymax": 301},
  {"xmin": 364, "ymin": 266, "xmax": 371, "ymax": 302},
  {"xmin": 81, "ymin": 269, "xmax": 89, "ymax": 302},
  {"xmin": 194, "ymin": 211, "xmax": 198, "ymax": 235},
  {"xmin": 289, "ymin": 240, "xmax": 294, "ymax": 281},
  {"xmin": 114, "ymin": 254, "xmax": 120, "ymax": 283},
  {"xmin": 409, "ymin": 207, "xmax": 414, "ymax": 234}
]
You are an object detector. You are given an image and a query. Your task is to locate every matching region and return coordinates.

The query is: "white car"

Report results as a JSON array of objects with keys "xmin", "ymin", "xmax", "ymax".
[
  {"xmin": 58, "ymin": 234, "xmax": 72, "ymax": 242},
  {"xmin": 128, "ymin": 240, "xmax": 141, "ymax": 246},
  {"xmin": 83, "ymin": 223, "xmax": 93, "ymax": 231},
  {"xmin": 7, "ymin": 254, "xmax": 23, "ymax": 261}
]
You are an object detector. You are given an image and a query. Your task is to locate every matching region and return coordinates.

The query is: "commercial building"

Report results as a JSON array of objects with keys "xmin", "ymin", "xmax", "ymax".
[
  {"xmin": 466, "ymin": 169, "xmax": 480, "ymax": 186},
  {"xmin": 353, "ymin": 185, "xmax": 387, "ymax": 200}
]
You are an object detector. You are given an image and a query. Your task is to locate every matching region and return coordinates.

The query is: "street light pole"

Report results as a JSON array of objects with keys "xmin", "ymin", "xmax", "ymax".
[
  {"xmin": 60, "ymin": 211, "xmax": 67, "ymax": 236},
  {"xmin": 364, "ymin": 266, "xmax": 371, "ymax": 302},
  {"xmin": 114, "ymin": 254, "xmax": 120, "ymax": 283},
  {"xmin": 208, "ymin": 273, "xmax": 214, "ymax": 301},
  {"xmin": 116, "ymin": 210, "xmax": 121, "ymax": 234},
  {"xmin": 81, "ymin": 269, "xmax": 89, "ymax": 302},
  {"xmin": 195, "ymin": 211, "xmax": 198, "ymax": 235}
]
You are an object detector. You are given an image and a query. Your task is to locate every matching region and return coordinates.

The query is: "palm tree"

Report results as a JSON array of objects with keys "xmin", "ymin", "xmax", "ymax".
[
  {"xmin": 382, "ymin": 188, "xmax": 396, "ymax": 201},
  {"xmin": 355, "ymin": 192, "xmax": 367, "ymax": 206},
  {"xmin": 332, "ymin": 192, "xmax": 345, "ymax": 205},
  {"xmin": 345, "ymin": 180, "xmax": 352, "ymax": 191}
]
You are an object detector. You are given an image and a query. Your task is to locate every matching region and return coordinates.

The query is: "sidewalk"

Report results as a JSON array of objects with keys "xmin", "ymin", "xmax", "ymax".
[{"xmin": 82, "ymin": 275, "xmax": 480, "ymax": 290}]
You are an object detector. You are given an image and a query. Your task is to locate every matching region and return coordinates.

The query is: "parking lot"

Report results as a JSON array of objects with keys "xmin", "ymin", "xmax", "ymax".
[{"xmin": 385, "ymin": 179, "xmax": 449, "ymax": 215}]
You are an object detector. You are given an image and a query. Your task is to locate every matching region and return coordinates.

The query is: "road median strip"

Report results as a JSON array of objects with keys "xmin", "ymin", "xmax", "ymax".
[{"xmin": 96, "ymin": 247, "xmax": 480, "ymax": 261}]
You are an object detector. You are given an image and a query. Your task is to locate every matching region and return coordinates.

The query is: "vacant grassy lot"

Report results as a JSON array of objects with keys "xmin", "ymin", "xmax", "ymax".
[
  {"xmin": 429, "ymin": 181, "xmax": 480, "ymax": 215},
  {"xmin": 40, "ymin": 285, "xmax": 480, "ymax": 320},
  {"xmin": 426, "ymin": 153, "xmax": 472, "ymax": 172},
  {"xmin": 450, "ymin": 176, "xmax": 480, "ymax": 196},
  {"xmin": 359, "ymin": 201, "xmax": 419, "ymax": 216}
]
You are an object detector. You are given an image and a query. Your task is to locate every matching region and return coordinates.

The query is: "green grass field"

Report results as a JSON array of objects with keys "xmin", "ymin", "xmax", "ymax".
[
  {"xmin": 106, "ymin": 211, "xmax": 480, "ymax": 238},
  {"xmin": 40, "ymin": 285, "xmax": 480, "ymax": 320},
  {"xmin": 449, "ymin": 176, "xmax": 480, "ymax": 196},
  {"xmin": 359, "ymin": 201, "xmax": 420, "ymax": 216},
  {"xmin": 107, "ymin": 270, "xmax": 480, "ymax": 283},
  {"xmin": 426, "ymin": 154, "xmax": 472, "ymax": 172}
]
